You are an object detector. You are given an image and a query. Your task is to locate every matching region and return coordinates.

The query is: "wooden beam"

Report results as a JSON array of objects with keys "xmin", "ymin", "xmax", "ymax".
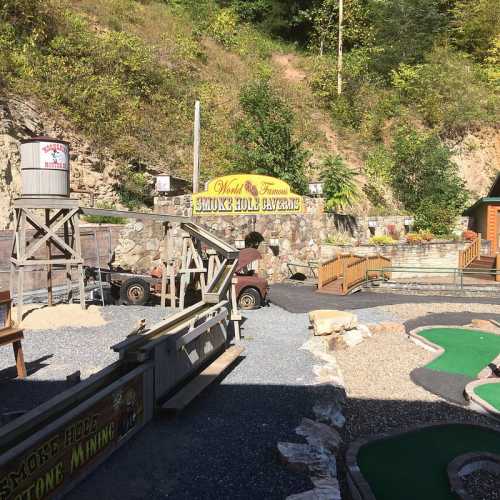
[
  {"xmin": 80, "ymin": 207, "xmax": 189, "ymax": 223},
  {"xmin": 161, "ymin": 345, "xmax": 244, "ymax": 413}
]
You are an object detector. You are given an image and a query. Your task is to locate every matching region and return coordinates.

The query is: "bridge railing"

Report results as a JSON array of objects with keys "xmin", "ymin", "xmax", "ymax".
[
  {"xmin": 458, "ymin": 233, "xmax": 481, "ymax": 268},
  {"xmin": 317, "ymin": 253, "xmax": 360, "ymax": 289}
]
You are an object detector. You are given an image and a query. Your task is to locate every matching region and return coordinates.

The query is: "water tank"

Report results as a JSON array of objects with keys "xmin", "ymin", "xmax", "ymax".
[{"xmin": 20, "ymin": 137, "xmax": 70, "ymax": 198}]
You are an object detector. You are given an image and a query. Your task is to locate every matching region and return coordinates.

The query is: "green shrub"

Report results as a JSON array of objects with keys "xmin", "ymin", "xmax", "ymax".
[
  {"xmin": 117, "ymin": 168, "xmax": 153, "ymax": 209},
  {"xmin": 209, "ymin": 8, "xmax": 238, "ymax": 47},
  {"xmin": 233, "ymin": 77, "xmax": 309, "ymax": 194},
  {"xmin": 320, "ymin": 155, "xmax": 359, "ymax": 212},
  {"xmin": 369, "ymin": 235, "xmax": 396, "ymax": 246},
  {"xmin": 392, "ymin": 46, "xmax": 499, "ymax": 135},
  {"xmin": 82, "ymin": 202, "xmax": 127, "ymax": 225},
  {"xmin": 324, "ymin": 232, "xmax": 353, "ymax": 245}
]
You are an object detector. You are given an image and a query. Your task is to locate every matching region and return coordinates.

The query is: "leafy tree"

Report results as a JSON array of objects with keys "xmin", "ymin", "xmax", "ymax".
[
  {"xmin": 233, "ymin": 77, "xmax": 310, "ymax": 194},
  {"xmin": 451, "ymin": 0, "xmax": 500, "ymax": 61},
  {"xmin": 320, "ymin": 155, "xmax": 359, "ymax": 211},
  {"xmin": 390, "ymin": 126, "xmax": 469, "ymax": 234},
  {"xmin": 303, "ymin": 0, "xmax": 374, "ymax": 55},
  {"xmin": 370, "ymin": 0, "xmax": 449, "ymax": 74},
  {"xmin": 392, "ymin": 46, "xmax": 499, "ymax": 135}
]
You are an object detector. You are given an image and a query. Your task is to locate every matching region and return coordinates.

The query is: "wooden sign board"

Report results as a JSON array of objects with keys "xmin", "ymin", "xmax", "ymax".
[
  {"xmin": 192, "ymin": 174, "xmax": 304, "ymax": 216},
  {"xmin": 0, "ymin": 365, "xmax": 153, "ymax": 500}
]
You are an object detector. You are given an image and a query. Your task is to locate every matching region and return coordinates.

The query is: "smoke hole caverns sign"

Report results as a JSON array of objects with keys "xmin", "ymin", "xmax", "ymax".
[{"xmin": 193, "ymin": 175, "xmax": 304, "ymax": 215}]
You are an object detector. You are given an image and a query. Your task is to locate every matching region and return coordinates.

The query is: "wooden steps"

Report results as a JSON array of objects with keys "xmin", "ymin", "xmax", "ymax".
[
  {"xmin": 161, "ymin": 345, "xmax": 244, "ymax": 413},
  {"xmin": 467, "ymin": 256, "xmax": 497, "ymax": 281}
]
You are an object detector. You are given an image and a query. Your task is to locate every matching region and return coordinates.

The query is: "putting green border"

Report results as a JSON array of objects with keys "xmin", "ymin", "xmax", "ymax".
[
  {"xmin": 345, "ymin": 422, "xmax": 500, "ymax": 500},
  {"xmin": 408, "ymin": 325, "xmax": 500, "ymax": 380},
  {"xmin": 447, "ymin": 451, "xmax": 500, "ymax": 500},
  {"xmin": 465, "ymin": 379, "xmax": 500, "ymax": 419}
]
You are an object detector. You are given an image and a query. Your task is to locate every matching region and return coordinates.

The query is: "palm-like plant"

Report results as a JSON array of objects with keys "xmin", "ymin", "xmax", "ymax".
[{"xmin": 320, "ymin": 155, "xmax": 359, "ymax": 212}]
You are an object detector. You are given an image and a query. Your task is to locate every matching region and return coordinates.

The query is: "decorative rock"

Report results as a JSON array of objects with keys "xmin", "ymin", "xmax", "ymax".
[
  {"xmin": 343, "ymin": 329, "xmax": 364, "ymax": 347},
  {"xmin": 309, "ymin": 310, "xmax": 358, "ymax": 336},
  {"xmin": 367, "ymin": 323, "xmax": 383, "ymax": 335},
  {"xmin": 313, "ymin": 400, "xmax": 346, "ymax": 429},
  {"xmin": 295, "ymin": 418, "xmax": 342, "ymax": 453},
  {"xmin": 277, "ymin": 442, "xmax": 337, "ymax": 479},
  {"xmin": 357, "ymin": 324, "xmax": 372, "ymax": 338},
  {"xmin": 286, "ymin": 478, "xmax": 342, "ymax": 500}
]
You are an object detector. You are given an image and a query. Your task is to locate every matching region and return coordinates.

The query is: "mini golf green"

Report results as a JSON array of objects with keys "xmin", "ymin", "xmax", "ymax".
[
  {"xmin": 474, "ymin": 383, "xmax": 500, "ymax": 411},
  {"xmin": 419, "ymin": 327, "xmax": 500, "ymax": 377},
  {"xmin": 357, "ymin": 424, "xmax": 500, "ymax": 500}
]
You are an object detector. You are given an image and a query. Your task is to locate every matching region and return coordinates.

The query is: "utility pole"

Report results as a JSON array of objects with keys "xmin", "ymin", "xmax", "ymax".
[
  {"xmin": 337, "ymin": 0, "xmax": 343, "ymax": 95},
  {"xmin": 192, "ymin": 100, "xmax": 201, "ymax": 194}
]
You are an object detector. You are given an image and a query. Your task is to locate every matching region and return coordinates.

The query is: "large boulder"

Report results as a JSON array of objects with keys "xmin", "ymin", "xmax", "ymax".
[{"xmin": 309, "ymin": 310, "xmax": 358, "ymax": 336}]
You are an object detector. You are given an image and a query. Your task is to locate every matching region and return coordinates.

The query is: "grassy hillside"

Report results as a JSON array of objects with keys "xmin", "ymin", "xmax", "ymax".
[{"xmin": 0, "ymin": 0, "xmax": 498, "ymax": 231}]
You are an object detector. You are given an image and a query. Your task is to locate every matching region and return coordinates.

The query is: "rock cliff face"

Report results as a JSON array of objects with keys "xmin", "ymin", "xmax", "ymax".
[{"xmin": 0, "ymin": 94, "xmax": 122, "ymax": 228}]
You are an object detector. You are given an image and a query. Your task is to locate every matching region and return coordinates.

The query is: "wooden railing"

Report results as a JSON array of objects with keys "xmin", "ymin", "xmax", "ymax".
[
  {"xmin": 496, "ymin": 253, "xmax": 500, "ymax": 283},
  {"xmin": 317, "ymin": 254, "xmax": 359, "ymax": 289},
  {"xmin": 335, "ymin": 255, "xmax": 391, "ymax": 294},
  {"xmin": 458, "ymin": 233, "xmax": 481, "ymax": 269}
]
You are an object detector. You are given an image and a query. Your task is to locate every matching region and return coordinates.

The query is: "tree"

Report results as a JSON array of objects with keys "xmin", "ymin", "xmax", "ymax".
[
  {"xmin": 320, "ymin": 155, "xmax": 359, "ymax": 211},
  {"xmin": 233, "ymin": 77, "xmax": 310, "ymax": 194},
  {"xmin": 390, "ymin": 126, "xmax": 469, "ymax": 234},
  {"xmin": 370, "ymin": 0, "xmax": 449, "ymax": 74}
]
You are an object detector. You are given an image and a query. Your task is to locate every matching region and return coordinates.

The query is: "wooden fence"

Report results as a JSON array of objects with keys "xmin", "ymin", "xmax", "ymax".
[
  {"xmin": 458, "ymin": 234, "xmax": 481, "ymax": 268},
  {"xmin": 342, "ymin": 255, "xmax": 392, "ymax": 294},
  {"xmin": 318, "ymin": 254, "xmax": 391, "ymax": 294},
  {"xmin": 317, "ymin": 254, "xmax": 360, "ymax": 289}
]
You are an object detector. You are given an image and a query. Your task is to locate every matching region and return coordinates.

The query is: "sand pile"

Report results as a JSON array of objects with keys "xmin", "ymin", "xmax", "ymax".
[{"xmin": 15, "ymin": 304, "xmax": 107, "ymax": 330}]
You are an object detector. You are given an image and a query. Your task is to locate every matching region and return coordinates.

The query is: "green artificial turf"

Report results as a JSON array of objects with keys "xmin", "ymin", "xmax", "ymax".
[
  {"xmin": 357, "ymin": 424, "xmax": 500, "ymax": 500},
  {"xmin": 418, "ymin": 327, "xmax": 500, "ymax": 377},
  {"xmin": 475, "ymin": 383, "xmax": 500, "ymax": 410}
]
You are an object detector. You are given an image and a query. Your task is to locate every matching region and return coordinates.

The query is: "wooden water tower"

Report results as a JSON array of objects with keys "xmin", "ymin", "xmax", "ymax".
[{"xmin": 10, "ymin": 137, "xmax": 85, "ymax": 323}]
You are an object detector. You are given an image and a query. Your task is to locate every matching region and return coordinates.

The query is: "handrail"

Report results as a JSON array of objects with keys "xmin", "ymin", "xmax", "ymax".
[
  {"xmin": 317, "ymin": 253, "xmax": 361, "ymax": 289},
  {"xmin": 458, "ymin": 234, "xmax": 481, "ymax": 268},
  {"xmin": 342, "ymin": 255, "xmax": 392, "ymax": 294}
]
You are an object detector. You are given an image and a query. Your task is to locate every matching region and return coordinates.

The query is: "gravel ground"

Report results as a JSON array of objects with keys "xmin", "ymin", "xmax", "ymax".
[
  {"xmin": 334, "ymin": 330, "xmax": 498, "ymax": 441},
  {"xmin": 64, "ymin": 304, "xmax": 328, "ymax": 500},
  {"xmin": 464, "ymin": 470, "xmax": 500, "ymax": 500},
  {"xmin": 0, "ymin": 305, "xmax": 171, "ymax": 413}
]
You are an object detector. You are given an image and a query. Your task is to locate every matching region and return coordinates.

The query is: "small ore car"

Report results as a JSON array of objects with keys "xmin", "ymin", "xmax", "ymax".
[{"xmin": 85, "ymin": 248, "xmax": 269, "ymax": 310}]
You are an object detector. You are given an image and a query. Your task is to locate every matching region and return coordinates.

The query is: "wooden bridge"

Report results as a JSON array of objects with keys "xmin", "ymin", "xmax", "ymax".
[{"xmin": 317, "ymin": 254, "xmax": 392, "ymax": 295}]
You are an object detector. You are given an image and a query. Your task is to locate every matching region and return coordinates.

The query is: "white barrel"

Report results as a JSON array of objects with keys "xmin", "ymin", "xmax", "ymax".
[{"xmin": 20, "ymin": 137, "xmax": 70, "ymax": 198}]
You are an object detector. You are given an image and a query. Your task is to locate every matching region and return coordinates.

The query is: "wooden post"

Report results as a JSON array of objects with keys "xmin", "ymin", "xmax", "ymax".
[
  {"xmin": 496, "ymin": 254, "xmax": 500, "ymax": 282},
  {"xmin": 12, "ymin": 340, "xmax": 26, "ymax": 379},
  {"xmin": 160, "ymin": 223, "xmax": 168, "ymax": 309},
  {"xmin": 73, "ymin": 212, "xmax": 85, "ymax": 309},
  {"xmin": 64, "ymin": 219, "xmax": 73, "ymax": 302},
  {"xmin": 337, "ymin": 0, "xmax": 343, "ymax": 95},
  {"xmin": 45, "ymin": 209, "xmax": 53, "ymax": 307},
  {"xmin": 192, "ymin": 100, "xmax": 201, "ymax": 194}
]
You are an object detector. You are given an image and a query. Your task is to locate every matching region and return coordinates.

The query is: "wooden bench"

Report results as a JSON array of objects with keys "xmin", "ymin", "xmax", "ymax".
[{"xmin": 0, "ymin": 291, "xmax": 26, "ymax": 379}]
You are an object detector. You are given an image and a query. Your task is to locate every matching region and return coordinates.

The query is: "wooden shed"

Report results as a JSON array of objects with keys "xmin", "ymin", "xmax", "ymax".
[{"xmin": 464, "ymin": 173, "xmax": 500, "ymax": 254}]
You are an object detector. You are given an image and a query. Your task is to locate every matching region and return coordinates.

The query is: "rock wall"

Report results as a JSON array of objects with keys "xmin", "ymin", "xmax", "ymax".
[
  {"xmin": 321, "ymin": 242, "xmax": 468, "ymax": 277},
  {"xmin": 113, "ymin": 194, "xmax": 471, "ymax": 283}
]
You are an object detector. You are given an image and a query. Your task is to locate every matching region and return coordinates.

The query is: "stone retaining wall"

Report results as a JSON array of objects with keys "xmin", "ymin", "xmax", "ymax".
[
  {"xmin": 321, "ymin": 242, "xmax": 468, "ymax": 277},
  {"xmin": 113, "ymin": 194, "xmax": 471, "ymax": 283}
]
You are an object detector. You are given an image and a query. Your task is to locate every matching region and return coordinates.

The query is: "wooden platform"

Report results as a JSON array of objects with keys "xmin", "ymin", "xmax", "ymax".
[
  {"xmin": 161, "ymin": 345, "xmax": 244, "ymax": 413},
  {"xmin": 316, "ymin": 278, "xmax": 344, "ymax": 295}
]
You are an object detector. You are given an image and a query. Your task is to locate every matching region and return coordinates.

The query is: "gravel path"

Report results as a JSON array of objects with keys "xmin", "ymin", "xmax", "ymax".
[
  {"xmin": 0, "ymin": 305, "xmax": 170, "ymax": 413},
  {"xmin": 334, "ymin": 330, "xmax": 498, "ymax": 442},
  {"xmin": 66, "ymin": 305, "xmax": 327, "ymax": 500}
]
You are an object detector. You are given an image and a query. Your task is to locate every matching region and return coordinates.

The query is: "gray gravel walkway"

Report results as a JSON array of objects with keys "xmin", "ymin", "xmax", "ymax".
[
  {"xmin": 68, "ymin": 305, "xmax": 322, "ymax": 499},
  {"xmin": 0, "ymin": 306, "xmax": 169, "ymax": 413}
]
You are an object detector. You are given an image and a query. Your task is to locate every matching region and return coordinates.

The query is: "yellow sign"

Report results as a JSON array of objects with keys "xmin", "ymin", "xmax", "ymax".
[{"xmin": 193, "ymin": 174, "xmax": 304, "ymax": 215}]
